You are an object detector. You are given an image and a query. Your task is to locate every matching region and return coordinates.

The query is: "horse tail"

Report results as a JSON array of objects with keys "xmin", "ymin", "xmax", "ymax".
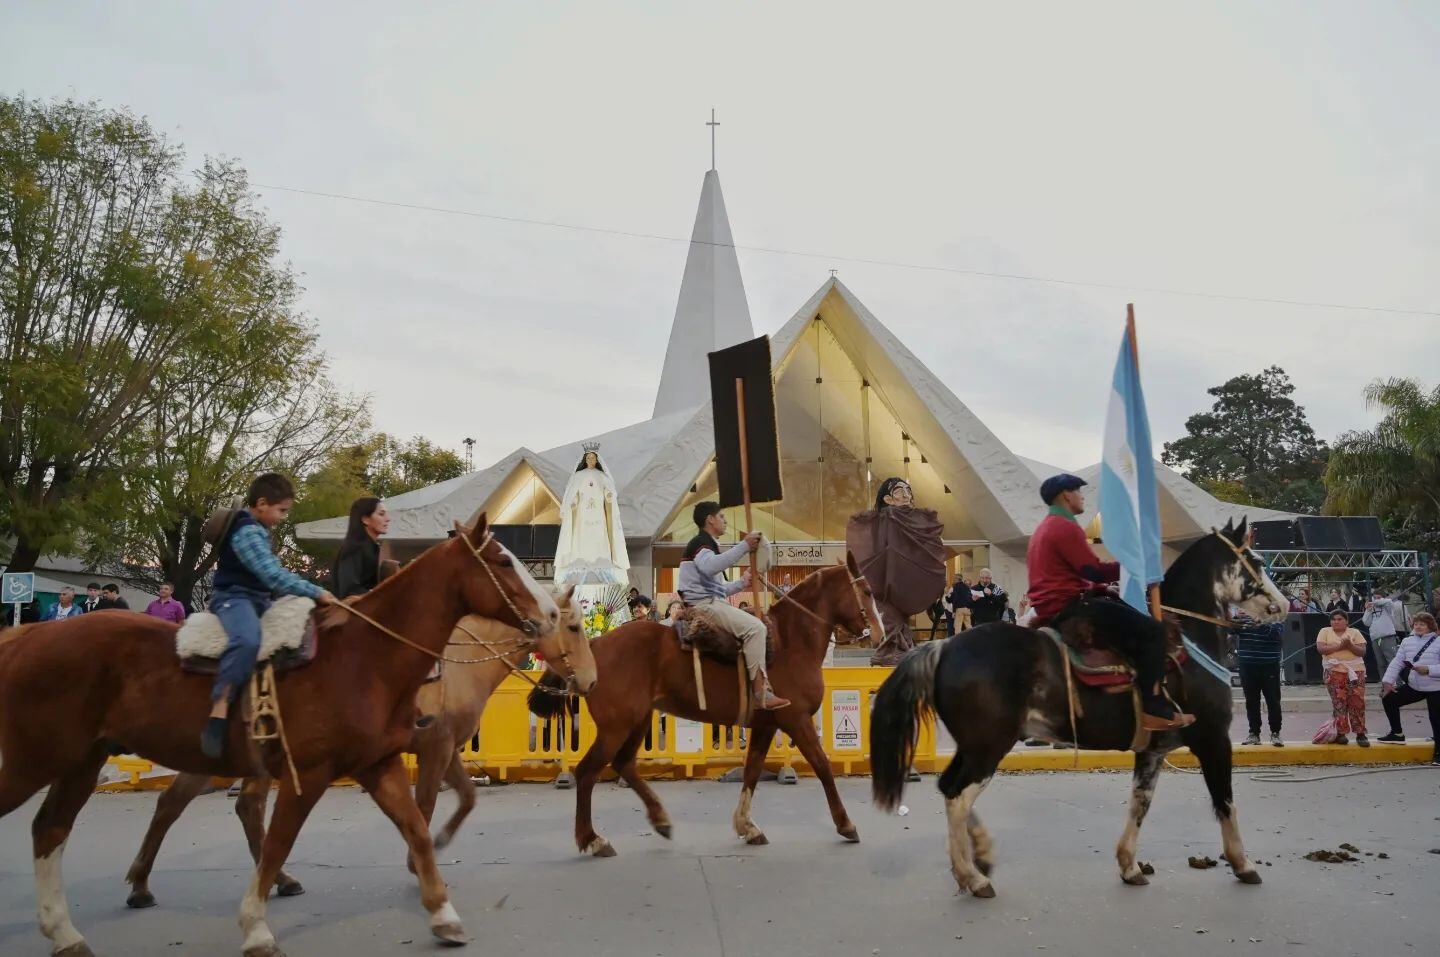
[
  {"xmin": 526, "ymin": 671, "xmax": 570, "ymax": 719},
  {"xmin": 871, "ymin": 639, "xmax": 947, "ymax": 813}
]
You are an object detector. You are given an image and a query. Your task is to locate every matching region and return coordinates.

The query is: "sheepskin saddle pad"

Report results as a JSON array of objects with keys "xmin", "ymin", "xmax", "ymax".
[{"xmin": 176, "ymin": 596, "xmax": 320, "ymax": 675}]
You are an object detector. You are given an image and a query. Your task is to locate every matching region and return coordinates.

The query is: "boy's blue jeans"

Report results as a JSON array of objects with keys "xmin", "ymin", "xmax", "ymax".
[{"xmin": 210, "ymin": 586, "xmax": 272, "ymax": 704}]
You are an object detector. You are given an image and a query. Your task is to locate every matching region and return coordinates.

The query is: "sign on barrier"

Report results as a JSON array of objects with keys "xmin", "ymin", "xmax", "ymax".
[{"xmin": 831, "ymin": 689, "xmax": 861, "ymax": 750}]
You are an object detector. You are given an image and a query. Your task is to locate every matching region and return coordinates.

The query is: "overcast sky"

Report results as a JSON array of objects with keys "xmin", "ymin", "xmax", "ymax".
[{"xmin": 4, "ymin": 1, "xmax": 1437, "ymax": 471}]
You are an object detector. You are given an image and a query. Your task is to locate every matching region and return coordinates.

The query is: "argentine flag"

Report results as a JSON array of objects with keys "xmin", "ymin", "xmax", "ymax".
[{"xmin": 1097, "ymin": 324, "xmax": 1163, "ymax": 614}]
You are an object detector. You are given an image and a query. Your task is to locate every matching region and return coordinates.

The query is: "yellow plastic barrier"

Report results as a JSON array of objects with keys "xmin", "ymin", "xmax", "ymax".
[{"xmin": 96, "ymin": 666, "xmax": 1435, "ymax": 791}]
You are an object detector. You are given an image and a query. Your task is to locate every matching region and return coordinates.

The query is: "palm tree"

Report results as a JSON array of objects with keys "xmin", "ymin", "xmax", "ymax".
[{"xmin": 1324, "ymin": 378, "xmax": 1440, "ymax": 535}]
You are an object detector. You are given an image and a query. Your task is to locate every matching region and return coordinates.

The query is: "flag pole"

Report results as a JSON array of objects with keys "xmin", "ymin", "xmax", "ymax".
[
  {"xmin": 1128, "ymin": 302, "xmax": 1164, "ymax": 624},
  {"xmin": 734, "ymin": 378, "xmax": 763, "ymax": 614}
]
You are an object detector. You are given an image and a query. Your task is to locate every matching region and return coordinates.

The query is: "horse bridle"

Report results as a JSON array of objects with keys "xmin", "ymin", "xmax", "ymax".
[
  {"xmin": 457, "ymin": 528, "xmax": 540, "ymax": 637},
  {"xmin": 1159, "ymin": 528, "xmax": 1274, "ymax": 630},
  {"xmin": 450, "ymin": 618, "xmax": 582, "ymax": 696},
  {"xmin": 763, "ymin": 569, "xmax": 880, "ymax": 641}
]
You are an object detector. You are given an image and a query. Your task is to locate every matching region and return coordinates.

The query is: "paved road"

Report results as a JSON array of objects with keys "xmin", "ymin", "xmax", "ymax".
[{"xmin": 2, "ymin": 768, "xmax": 1437, "ymax": 956}]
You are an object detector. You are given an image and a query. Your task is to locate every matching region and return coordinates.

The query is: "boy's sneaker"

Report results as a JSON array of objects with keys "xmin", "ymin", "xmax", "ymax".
[
  {"xmin": 1376, "ymin": 731, "xmax": 1406, "ymax": 743},
  {"xmin": 1241, "ymin": 732, "xmax": 1261, "ymax": 746},
  {"xmin": 1271, "ymin": 732, "xmax": 1284, "ymax": 747}
]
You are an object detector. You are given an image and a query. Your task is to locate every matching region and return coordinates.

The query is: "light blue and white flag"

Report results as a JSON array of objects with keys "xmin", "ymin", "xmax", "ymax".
[{"xmin": 1097, "ymin": 323, "xmax": 1163, "ymax": 614}]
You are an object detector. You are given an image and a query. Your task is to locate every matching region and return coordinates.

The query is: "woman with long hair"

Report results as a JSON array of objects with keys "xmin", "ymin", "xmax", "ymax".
[{"xmin": 331, "ymin": 497, "xmax": 390, "ymax": 599}]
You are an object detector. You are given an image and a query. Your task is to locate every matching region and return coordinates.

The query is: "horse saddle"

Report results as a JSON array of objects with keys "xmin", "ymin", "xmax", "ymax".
[
  {"xmin": 176, "ymin": 596, "xmax": 320, "ymax": 675},
  {"xmin": 1043, "ymin": 617, "xmax": 1187, "ymax": 692},
  {"xmin": 670, "ymin": 604, "xmax": 775, "ymax": 670}
]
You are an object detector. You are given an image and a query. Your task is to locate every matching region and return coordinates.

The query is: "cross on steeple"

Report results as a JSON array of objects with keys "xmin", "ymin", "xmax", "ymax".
[{"xmin": 707, "ymin": 108, "xmax": 719, "ymax": 170}]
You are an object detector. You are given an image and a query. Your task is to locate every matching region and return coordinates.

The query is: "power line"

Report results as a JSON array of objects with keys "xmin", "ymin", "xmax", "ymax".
[{"xmin": 252, "ymin": 182, "xmax": 1440, "ymax": 318}]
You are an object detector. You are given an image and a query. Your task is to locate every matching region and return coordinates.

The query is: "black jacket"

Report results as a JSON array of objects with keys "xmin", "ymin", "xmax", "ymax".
[
  {"xmin": 971, "ymin": 583, "xmax": 1008, "ymax": 624},
  {"xmin": 333, "ymin": 537, "xmax": 380, "ymax": 599}
]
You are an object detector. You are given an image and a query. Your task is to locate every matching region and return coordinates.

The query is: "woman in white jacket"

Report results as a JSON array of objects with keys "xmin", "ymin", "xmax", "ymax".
[{"xmin": 1378, "ymin": 612, "xmax": 1440, "ymax": 764}]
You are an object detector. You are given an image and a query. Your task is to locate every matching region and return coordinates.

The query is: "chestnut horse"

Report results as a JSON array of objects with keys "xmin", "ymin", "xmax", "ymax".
[
  {"xmin": 0, "ymin": 517, "xmax": 558, "ymax": 957},
  {"xmin": 121, "ymin": 592, "xmax": 598, "ymax": 908},
  {"xmin": 528, "ymin": 555, "xmax": 884, "ymax": 856}
]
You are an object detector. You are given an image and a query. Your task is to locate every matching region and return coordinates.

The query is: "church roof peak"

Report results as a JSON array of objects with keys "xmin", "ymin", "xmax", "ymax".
[{"xmin": 651, "ymin": 168, "xmax": 754, "ymax": 417}]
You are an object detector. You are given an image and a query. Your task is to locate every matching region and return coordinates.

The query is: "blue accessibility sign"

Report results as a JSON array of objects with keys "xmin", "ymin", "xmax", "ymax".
[{"xmin": 2, "ymin": 572, "xmax": 35, "ymax": 604}]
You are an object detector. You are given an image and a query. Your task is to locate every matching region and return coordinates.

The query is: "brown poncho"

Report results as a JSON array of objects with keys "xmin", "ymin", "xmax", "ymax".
[{"xmin": 845, "ymin": 506, "xmax": 946, "ymax": 617}]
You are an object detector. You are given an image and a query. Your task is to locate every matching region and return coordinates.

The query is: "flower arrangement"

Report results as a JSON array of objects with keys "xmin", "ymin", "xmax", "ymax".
[{"xmin": 578, "ymin": 584, "xmax": 633, "ymax": 638}]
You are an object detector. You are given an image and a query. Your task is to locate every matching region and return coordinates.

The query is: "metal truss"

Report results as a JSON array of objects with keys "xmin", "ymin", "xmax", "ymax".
[{"xmin": 1256, "ymin": 550, "xmax": 1423, "ymax": 572}]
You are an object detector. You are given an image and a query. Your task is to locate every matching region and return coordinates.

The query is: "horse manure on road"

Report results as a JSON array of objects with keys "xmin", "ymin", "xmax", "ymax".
[
  {"xmin": 1304, "ymin": 849, "xmax": 1359, "ymax": 863},
  {"xmin": 1187, "ymin": 856, "xmax": 1218, "ymax": 869}
]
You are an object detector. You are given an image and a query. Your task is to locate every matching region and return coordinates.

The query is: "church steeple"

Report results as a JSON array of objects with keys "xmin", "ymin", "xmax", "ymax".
[{"xmin": 652, "ymin": 168, "xmax": 755, "ymax": 416}]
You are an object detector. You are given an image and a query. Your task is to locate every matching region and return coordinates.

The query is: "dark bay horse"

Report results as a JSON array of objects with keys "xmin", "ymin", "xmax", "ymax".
[
  {"xmin": 121, "ymin": 594, "xmax": 597, "ymax": 909},
  {"xmin": 871, "ymin": 520, "xmax": 1287, "ymax": 898},
  {"xmin": 0, "ymin": 517, "xmax": 558, "ymax": 957},
  {"xmin": 528, "ymin": 556, "xmax": 884, "ymax": 856}
]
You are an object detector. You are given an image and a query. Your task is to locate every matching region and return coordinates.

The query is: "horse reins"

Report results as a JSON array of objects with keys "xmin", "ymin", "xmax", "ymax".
[
  {"xmin": 762, "ymin": 570, "xmax": 878, "ymax": 641},
  {"xmin": 450, "ymin": 619, "xmax": 581, "ymax": 697},
  {"xmin": 333, "ymin": 530, "xmax": 543, "ymax": 665}
]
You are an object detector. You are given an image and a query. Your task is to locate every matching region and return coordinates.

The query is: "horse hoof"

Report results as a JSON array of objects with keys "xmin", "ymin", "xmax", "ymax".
[
  {"xmin": 971, "ymin": 883, "xmax": 997, "ymax": 899},
  {"xmin": 654, "ymin": 823, "xmax": 673, "ymax": 839},
  {"xmin": 746, "ymin": 832, "xmax": 769, "ymax": 846},
  {"xmin": 1122, "ymin": 872, "xmax": 1150, "ymax": 886},
  {"xmin": 433, "ymin": 829, "xmax": 453, "ymax": 851},
  {"xmin": 584, "ymin": 837, "xmax": 617, "ymax": 858},
  {"xmin": 838, "ymin": 825, "xmax": 860, "ymax": 843},
  {"xmin": 127, "ymin": 888, "xmax": 157, "ymax": 909},
  {"xmin": 432, "ymin": 922, "xmax": 469, "ymax": 946},
  {"xmin": 56, "ymin": 943, "xmax": 97, "ymax": 957},
  {"xmin": 276, "ymin": 879, "xmax": 306, "ymax": 898},
  {"xmin": 1236, "ymin": 870, "xmax": 1263, "ymax": 885},
  {"xmin": 242, "ymin": 945, "xmax": 285, "ymax": 957}
]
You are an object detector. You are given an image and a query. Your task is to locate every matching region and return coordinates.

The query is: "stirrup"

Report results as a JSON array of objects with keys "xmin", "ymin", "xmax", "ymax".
[{"xmin": 1140, "ymin": 709, "xmax": 1196, "ymax": 731}]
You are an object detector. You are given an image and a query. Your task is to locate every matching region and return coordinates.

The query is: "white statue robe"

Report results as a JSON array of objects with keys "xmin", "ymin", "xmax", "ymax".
[{"xmin": 553, "ymin": 464, "xmax": 630, "ymax": 585}]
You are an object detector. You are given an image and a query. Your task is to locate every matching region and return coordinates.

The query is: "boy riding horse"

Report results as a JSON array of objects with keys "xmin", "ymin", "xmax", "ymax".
[
  {"xmin": 1026, "ymin": 473, "xmax": 1194, "ymax": 731},
  {"xmin": 676, "ymin": 501, "xmax": 789, "ymax": 711}
]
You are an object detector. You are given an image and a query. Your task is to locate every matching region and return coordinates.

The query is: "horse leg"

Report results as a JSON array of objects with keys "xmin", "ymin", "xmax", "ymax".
[
  {"xmin": 239, "ymin": 767, "xmax": 330, "ymax": 957},
  {"xmin": 574, "ymin": 730, "xmax": 624, "ymax": 857},
  {"xmin": 408, "ymin": 733, "xmax": 449, "ymax": 872},
  {"xmin": 353, "ymin": 753, "xmax": 466, "ymax": 945},
  {"xmin": 1189, "ymin": 728, "xmax": 1261, "ymax": 884},
  {"xmin": 731, "ymin": 717, "xmax": 777, "ymax": 845},
  {"xmin": 433, "ymin": 751, "xmax": 476, "ymax": 851},
  {"xmin": 1115, "ymin": 748, "xmax": 1164, "ymax": 885},
  {"xmin": 124, "ymin": 771, "xmax": 211, "ymax": 908},
  {"xmin": 938, "ymin": 754, "xmax": 997, "ymax": 898},
  {"xmin": 611, "ymin": 723, "xmax": 673, "ymax": 839},
  {"xmin": 32, "ymin": 745, "xmax": 107, "ymax": 956},
  {"xmin": 967, "ymin": 811, "xmax": 995, "ymax": 877},
  {"xmin": 235, "ymin": 774, "xmax": 303, "ymax": 898},
  {"xmin": 781, "ymin": 712, "xmax": 860, "ymax": 843}
]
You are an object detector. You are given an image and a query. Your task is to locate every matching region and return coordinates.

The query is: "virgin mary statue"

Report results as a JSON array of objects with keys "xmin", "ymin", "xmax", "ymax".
[{"xmin": 553, "ymin": 444, "xmax": 630, "ymax": 586}]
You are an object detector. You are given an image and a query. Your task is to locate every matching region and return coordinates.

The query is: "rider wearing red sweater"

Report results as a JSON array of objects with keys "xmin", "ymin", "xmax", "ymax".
[{"xmin": 1027, "ymin": 474, "xmax": 1193, "ymax": 731}]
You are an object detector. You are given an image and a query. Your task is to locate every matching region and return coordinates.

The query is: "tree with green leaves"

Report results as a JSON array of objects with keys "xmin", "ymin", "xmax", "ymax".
[
  {"xmin": 1325, "ymin": 378, "xmax": 1440, "ymax": 553},
  {"xmin": 1161, "ymin": 366, "xmax": 1328, "ymax": 513},
  {"xmin": 0, "ymin": 96, "xmax": 302, "ymax": 571}
]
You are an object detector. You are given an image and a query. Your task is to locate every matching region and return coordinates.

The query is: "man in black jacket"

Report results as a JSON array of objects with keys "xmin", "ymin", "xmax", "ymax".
[
  {"xmin": 970, "ymin": 568, "xmax": 1008, "ymax": 625},
  {"xmin": 95, "ymin": 583, "xmax": 129, "ymax": 610},
  {"xmin": 947, "ymin": 575, "xmax": 975, "ymax": 633}
]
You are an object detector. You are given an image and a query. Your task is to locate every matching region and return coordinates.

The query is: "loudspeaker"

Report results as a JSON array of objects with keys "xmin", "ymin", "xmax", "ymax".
[
  {"xmin": 1340, "ymin": 516, "xmax": 1385, "ymax": 551},
  {"xmin": 1294, "ymin": 516, "xmax": 1347, "ymax": 550},
  {"xmin": 1281, "ymin": 613, "xmax": 1327, "ymax": 685},
  {"xmin": 1251, "ymin": 519, "xmax": 1297, "ymax": 550}
]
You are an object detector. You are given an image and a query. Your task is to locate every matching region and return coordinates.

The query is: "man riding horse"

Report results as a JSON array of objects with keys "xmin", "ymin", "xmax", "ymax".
[
  {"xmin": 676, "ymin": 501, "xmax": 789, "ymax": 711},
  {"xmin": 1026, "ymin": 473, "xmax": 1194, "ymax": 731}
]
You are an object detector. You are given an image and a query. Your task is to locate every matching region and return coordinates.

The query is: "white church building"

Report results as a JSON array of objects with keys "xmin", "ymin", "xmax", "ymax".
[{"xmin": 297, "ymin": 166, "xmax": 1284, "ymax": 603}]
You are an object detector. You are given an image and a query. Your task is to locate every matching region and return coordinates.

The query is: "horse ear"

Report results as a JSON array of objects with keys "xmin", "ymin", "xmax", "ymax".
[
  {"xmin": 1220, "ymin": 518, "xmax": 1234, "ymax": 537},
  {"xmin": 1236, "ymin": 517, "xmax": 1249, "ymax": 544},
  {"xmin": 845, "ymin": 550, "xmax": 860, "ymax": 577},
  {"xmin": 561, "ymin": 583, "xmax": 577, "ymax": 605}
]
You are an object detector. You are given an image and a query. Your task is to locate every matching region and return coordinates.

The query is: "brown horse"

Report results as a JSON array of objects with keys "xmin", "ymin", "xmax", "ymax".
[
  {"xmin": 120, "ymin": 591, "xmax": 598, "ymax": 908},
  {"xmin": 0, "ymin": 517, "xmax": 558, "ymax": 957},
  {"xmin": 528, "ymin": 555, "xmax": 884, "ymax": 856}
]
